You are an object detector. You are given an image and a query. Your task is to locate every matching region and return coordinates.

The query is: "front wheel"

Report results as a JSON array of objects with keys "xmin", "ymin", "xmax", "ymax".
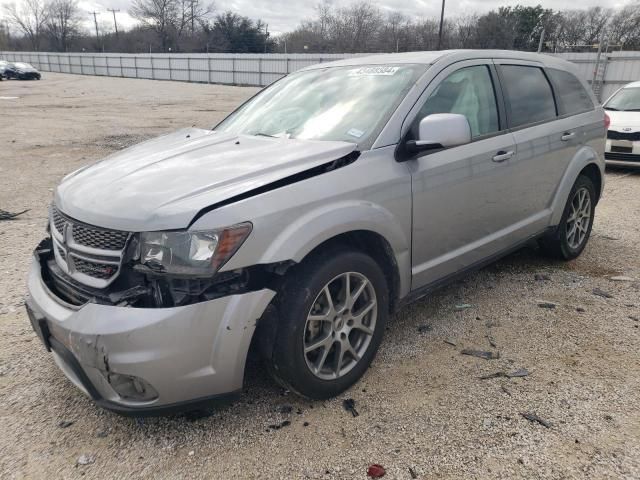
[
  {"xmin": 539, "ymin": 174, "xmax": 596, "ymax": 260},
  {"xmin": 267, "ymin": 248, "xmax": 389, "ymax": 399}
]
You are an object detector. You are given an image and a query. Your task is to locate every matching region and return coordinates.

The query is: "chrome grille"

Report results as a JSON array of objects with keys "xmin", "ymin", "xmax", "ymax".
[{"xmin": 50, "ymin": 206, "xmax": 130, "ymax": 288}]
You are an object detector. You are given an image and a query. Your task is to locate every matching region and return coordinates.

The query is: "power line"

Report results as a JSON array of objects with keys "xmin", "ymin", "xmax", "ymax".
[{"xmin": 107, "ymin": 9, "xmax": 120, "ymax": 37}]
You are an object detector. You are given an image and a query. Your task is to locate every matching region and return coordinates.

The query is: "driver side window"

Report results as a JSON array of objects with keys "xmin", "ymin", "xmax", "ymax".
[{"xmin": 413, "ymin": 65, "xmax": 499, "ymax": 139}]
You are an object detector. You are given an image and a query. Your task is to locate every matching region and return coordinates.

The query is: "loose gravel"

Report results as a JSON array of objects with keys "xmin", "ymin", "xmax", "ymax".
[{"xmin": 1, "ymin": 73, "xmax": 639, "ymax": 479}]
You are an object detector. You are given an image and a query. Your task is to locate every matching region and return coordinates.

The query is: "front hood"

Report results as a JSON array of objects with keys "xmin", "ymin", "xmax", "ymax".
[
  {"xmin": 55, "ymin": 128, "xmax": 357, "ymax": 231},
  {"xmin": 607, "ymin": 110, "xmax": 640, "ymax": 129}
]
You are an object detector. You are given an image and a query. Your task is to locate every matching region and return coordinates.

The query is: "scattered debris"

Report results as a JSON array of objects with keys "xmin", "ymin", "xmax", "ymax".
[
  {"xmin": 417, "ymin": 324, "xmax": 432, "ymax": 334},
  {"xmin": 480, "ymin": 369, "xmax": 528, "ymax": 380},
  {"xmin": 609, "ymin": 276, "xmax": 635, "ymax": 282},
  {"xmin": 367, "ymin": 464, "xmax": 386, "ymax": 478},
  {"xmin": 343, "ymin": 398, "xmax": 359, "ymax": 417},
  {"xmin": 486, "ymin": 334, "xmax": 497, "ymax": 348},
  {"xmin": 455, "ymin": 304, "xmax": 473, "ymax": 311},
  {"xmin": 188, "ymin": 450, "xmax": 195, "ymax": 456},
  {"xmin": 58, "ymin": 420, "xmax": 74, "ymax": 429},
  {"xmin": 77, "ymin": 454, "xmax": 95, "ymax": 466},
  {"xmin": 408, "ymin": 466, "xmax": 418, "ymax": 479},
  {"xmin": 444, "ymin": 338, "xmax": 457, "ymax": 347},
  {"xmin": 600, "ymin": 235, "xmax": 620, "ymax": 240},
  {"xmin": 521, "ymin": 412, "xmax": 551, "ymax": 428},
  {"xmin": 461, "ymin": 349, "xmax": 500, "ymax": 360},
  {"xmin": 0, "ymin": 209, "xmax": 29, "ymax": 221},
  {"xmin": 593, "ymin": 288, "xmax": 613, "ymax": 299},
  {"xmin": 277, "ymin": 404, "xmax": 293, "ymax": 414},
  {"xmin": 96, "ymin": 430, "xmax": 108, "ymax": 438},
  {"xmin": 268, "ymin": 420, "xmax": 291, "ymax": 430},
  {"xmin": 534, "ymin": 273, "xmax": 551, "ymax": 281},
  {"xmin": 537, "ymin": 301, "xmax": 557, "ymax": 309},
  {"xmin": 630, "ymin": 316, "xmax": 639, "ymax": 322},
  {"xmin": 576, "ymin": 307, "xmax": 585, "ymax": 313},
  {"xmin": 303, "ymin": 421, "xmax": 310, "ymax": 427},
  {"xmin": 501, "ymin": 385, "xmax": 512, "ymax": 396}
]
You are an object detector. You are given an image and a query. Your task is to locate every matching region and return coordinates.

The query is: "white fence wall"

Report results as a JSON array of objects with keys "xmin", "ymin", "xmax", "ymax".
[
  {"xmin": 0, "ymin": 52, "xmax": 361, "ymax": 87},
  {"xmin": 2, "ymin": 50, "xmax": 639, "ymax": 99}
]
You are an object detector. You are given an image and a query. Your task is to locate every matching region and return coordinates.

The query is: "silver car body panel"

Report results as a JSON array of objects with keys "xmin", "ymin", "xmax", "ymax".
[
  {"xmin": 27, "ymin": 258, "xmax": 274, "ymax": 407},
  {"xmin": 27, "ymin": 50, "xmax": 605, "ymax": 412}
]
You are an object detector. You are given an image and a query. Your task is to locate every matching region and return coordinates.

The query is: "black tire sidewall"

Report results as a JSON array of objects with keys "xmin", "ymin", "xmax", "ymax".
[{"xmin": 272, "ymin": 249, "xmax": 389, "ymax": 399}]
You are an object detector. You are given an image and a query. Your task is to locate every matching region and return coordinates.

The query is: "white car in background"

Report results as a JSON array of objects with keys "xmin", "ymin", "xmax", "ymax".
[{"xmin": 604, "ymin": 81, "xmax": 640, "ymax": 167}]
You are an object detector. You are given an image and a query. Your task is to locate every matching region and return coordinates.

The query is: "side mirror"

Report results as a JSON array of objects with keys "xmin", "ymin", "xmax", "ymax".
[{"xmin": 406, "ymin": 113, "xmax": 472, "ymax": 154}]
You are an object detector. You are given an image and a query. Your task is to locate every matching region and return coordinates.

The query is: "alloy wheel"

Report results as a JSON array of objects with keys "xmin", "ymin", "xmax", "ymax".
[
  {"xmin": 566, "ymin": 186, "xmax": 592, "ymax": 250},
  {"xmin": 303, "ymin": 272, "xmax": 377, "ymax": 380}
]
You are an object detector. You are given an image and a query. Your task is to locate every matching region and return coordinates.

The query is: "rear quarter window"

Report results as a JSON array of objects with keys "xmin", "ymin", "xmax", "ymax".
[
  {"xmin": 547, "ymin": 68, "xmax": 594, "ymax": 115},
  {"xmin": 499, "ymin": 65, "xmax": 557, "ymax": 128}
]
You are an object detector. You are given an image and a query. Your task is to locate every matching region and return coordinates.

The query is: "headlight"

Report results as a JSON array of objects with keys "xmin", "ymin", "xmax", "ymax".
[{"xmin": 139, "ymin": 223, "xmax": 252, "ymax": 276}]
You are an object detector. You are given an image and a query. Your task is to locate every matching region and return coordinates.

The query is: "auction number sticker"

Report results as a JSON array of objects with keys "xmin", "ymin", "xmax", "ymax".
[{"xmin": 349, "ymin": 66, "xmax": 400, "ymax": 76}]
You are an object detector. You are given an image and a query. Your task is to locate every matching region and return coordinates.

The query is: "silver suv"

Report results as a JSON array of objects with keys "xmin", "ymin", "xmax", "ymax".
[{"xmin": 26, "ymin": 50, "xmax": 605, "ymax": 415}]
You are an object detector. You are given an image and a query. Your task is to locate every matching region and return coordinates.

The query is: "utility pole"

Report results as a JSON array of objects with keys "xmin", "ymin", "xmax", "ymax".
[
  {"xmin": 537, "ymin": 28, "xmax": 545, "ymax": 53},
  {"xmin": 89, "ymin": 11, "xmax": 100, "ymax": 40},
  {"xmin": 264, "ymin": 23, "xmax": 269, "ymax": 53},
  {"xmin": 437, "ymin": 0, "xmax": 446, "ymax": 50},
  {"xmin": 107, "ymin": 9, "xmax": 120, "ymax": 37}
]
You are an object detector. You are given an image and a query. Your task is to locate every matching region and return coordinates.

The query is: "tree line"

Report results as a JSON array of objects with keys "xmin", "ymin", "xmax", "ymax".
[{"xmin": 2, "ymin": 0, "xmax": 640, "ymax": 54}]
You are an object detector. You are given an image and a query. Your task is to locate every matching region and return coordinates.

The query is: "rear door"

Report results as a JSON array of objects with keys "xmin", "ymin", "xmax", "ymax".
[{"xmin": 493, "ymin": 61, "xmax": 576, "ymax": 221}]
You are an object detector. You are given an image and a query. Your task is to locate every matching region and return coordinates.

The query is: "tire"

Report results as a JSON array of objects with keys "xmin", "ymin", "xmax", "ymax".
[
  {"xmin": 267, "ymin": 248, "xmax": 389, "ymax": 399},
  {"xmin": 538, "ymin": 174, "xmax": 596, "ymax": 260}
]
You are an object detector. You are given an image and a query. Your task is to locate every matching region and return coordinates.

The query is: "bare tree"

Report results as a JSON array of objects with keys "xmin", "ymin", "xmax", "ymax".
[
  {"xmin": 2, "ymin": 0, "xmax": 49, "ymax": 50},
  {"xmin": 130, "ymin": 0, "xmax": 178, "ymax": 51},
  {"xmin": 45, "ymin": 0, "xmax": 80, "ymax": 51},
  {"xmin": 607, "ymin": 3, "xmax": 640, "ymax": 48}
]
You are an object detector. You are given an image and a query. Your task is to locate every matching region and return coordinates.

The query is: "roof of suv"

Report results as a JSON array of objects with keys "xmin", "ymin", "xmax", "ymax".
[{"xmin": 302, "ymin": 49, "xmax": 574, "ymax": 71}]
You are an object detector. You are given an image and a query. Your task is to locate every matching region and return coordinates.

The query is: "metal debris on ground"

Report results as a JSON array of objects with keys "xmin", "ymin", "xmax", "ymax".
[
  {"xmin": 455, "ymin": 304, "xmax": 473, "ymax": 311},
  {"xmin": 521, "ymin": 412, "xmax": 551, "ymax": 428},
  {"xmin": 593, "ymin": 288, "xmax": 613, "ymax": 299},
  {"xmin": 58, "ymin": 420, "xmax": 74, "ymax": 429},
  {"xmin": 343, "ymin": 398, "xmax": 359, "ymax": 417},
  {"xmin": 486, "ymin": 334, "xmax": 497, "ymax": 348},
  {"xmin": 367, "ymin": 464, "xmax": 386, "ymax": 478},
  {"xmin": 534, "ymin": 273, "xmax": 551, "ymax": 281},
  {"xmin": 443, "ymin": 338, "xmax": 457, "ymax": 346},
  {"xmin": 537, "ymin": 301, "xmax": 557, "ymax": 309},
  {"xmin": 267, "ymin": 420, "xmax": 291, "ymax": 430},
  {"xmin": 408, "ymin": 466, "xmax": 418, "ymax": 479},
  {"xmin": 461, "ymin": 349, "xmax": 500, "ymax": 360},
  {"xmin": 501, "ymin": 385, "xmax": 512, "ymax": 396},
  {"xmin": 0, "ymin": 209, "xmax": 29, "ymax": 221},
  {"xmin": 481, "ymin": 368, "xmax": 529, "ymax": 380},
  {"xmin": 609, "ymin": 276, "xmax": 635, "ymax": 282}
]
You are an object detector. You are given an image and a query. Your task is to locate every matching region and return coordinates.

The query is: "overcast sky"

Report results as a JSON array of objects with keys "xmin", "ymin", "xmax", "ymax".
[{"xmin": 0, "ymin": 0, "xmax": 636, "ymax": 36}]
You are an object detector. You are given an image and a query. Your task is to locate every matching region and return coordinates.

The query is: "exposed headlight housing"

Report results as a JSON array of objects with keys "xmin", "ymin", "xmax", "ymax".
[{"xmin": 139, "ymin": 223, "xmax": 252, "ymax": 277}]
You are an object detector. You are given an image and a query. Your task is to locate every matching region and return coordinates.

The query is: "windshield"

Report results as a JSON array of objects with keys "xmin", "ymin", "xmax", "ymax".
[
  {"xmin": 14, "ymin": 62, "xmax": 33, "ymax": 69},
  {"xmin": 215, "ymin": 64, "xmax": 426, "ymax": 148},
  {"xmin": 605, "ymin": 87, "xmax": 640, "ymax": 111}
]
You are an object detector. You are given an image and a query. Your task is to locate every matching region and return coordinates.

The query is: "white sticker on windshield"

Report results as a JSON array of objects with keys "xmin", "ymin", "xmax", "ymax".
[
  {"xmin": 349, "ymin": 66, "xmax": 399, "ymax": 76},
  {"xmin": 347, "ymin": 128, "xmax": 365, "ymax": 138}
]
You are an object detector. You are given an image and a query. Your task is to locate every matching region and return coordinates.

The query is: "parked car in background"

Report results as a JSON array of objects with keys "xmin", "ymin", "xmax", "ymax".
[
  {"xmin": 604, "ymin": 81, "xmax": 640, "ymax": 167},
  {"xmin": 26, "ymin": 50, "xmax": 605, "ymax": 416},
  {"xmin": 4, "ymin": 62, "xmax": 41, "ymax": 80},
  {"xmin": 0, "ymin": 60, "xmax": 8, "ymax": 79}
]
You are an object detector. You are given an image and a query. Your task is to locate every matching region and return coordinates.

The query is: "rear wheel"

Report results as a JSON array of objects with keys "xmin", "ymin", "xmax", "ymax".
[
  {"xmin": 267, "ymin": 248, "xmax": 389, "ymax": 399},
  {"xmin": 539, "ymin": 175, "xmax": 596, "ymax": 260}
]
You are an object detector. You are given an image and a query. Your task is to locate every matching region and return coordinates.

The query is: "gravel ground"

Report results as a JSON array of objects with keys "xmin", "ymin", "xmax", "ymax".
[{"xmin": 1, "ymin": 73, "xmax": 639, "ymax": 480}]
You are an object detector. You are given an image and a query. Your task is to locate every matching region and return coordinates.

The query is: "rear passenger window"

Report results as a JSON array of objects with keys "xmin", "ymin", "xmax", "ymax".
[
  {"xmin": 499, "ymin": 65, "xmax": 556, "ymax": 127},
  {"xmin": 547, "ymin": 68, "xmax": 594, "ymax": 115}
]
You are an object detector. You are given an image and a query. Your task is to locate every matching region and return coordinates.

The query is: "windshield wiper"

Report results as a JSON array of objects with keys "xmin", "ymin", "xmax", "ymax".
[
  {"xmin": 604, "ymin": 107, "xmax": 619, "ymax": 111},
  {"xmin": 254, "ymin": 133, "xmax": 276, "ymax": 138}
]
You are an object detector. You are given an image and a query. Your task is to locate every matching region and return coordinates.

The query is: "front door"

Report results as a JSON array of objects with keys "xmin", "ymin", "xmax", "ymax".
[{"xmin": 406, "ymin": 60, "xmax": 521, "ymax": 289}]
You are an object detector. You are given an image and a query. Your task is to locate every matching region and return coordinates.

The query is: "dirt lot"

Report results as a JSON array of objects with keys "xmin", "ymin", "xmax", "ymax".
[{"xmin": 1, "ymin": 73, "xmax": 639, "ymax": 480}]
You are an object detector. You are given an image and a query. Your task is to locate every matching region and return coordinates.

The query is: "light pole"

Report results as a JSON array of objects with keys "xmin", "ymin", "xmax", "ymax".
[{"xmin": 437, "ymin": 0, "xmax": 446, "ymax": 50}]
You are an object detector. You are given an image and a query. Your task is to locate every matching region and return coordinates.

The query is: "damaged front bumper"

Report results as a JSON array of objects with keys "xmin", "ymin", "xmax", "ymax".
[{"xmin": 25, "ymin": 254, "xmax": 275, "ymax": 416}]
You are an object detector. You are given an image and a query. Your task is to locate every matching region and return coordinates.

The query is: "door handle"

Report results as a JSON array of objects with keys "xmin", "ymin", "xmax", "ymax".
[
  {"xmin": 561, "ymin": 132, "xmax": 576, "ymax": 141},
  {"xmin": 492, "ymin": 150, "xmax": 514, "ymax": 163}
]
